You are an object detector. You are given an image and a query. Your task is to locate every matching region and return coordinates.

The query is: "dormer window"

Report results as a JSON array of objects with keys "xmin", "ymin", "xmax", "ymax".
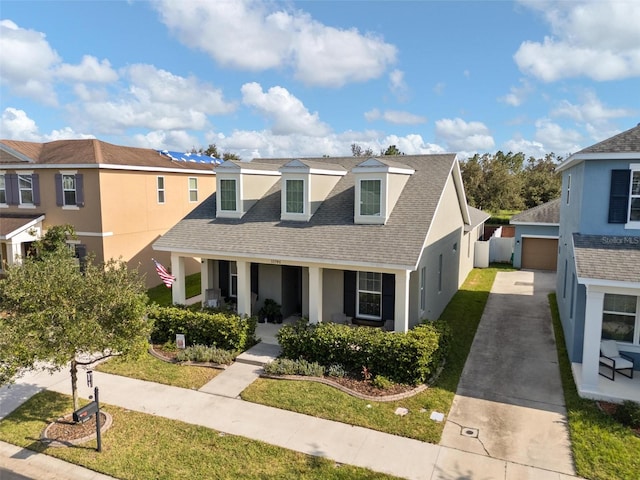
[
  {"xmin": 353, "ymin": 158, "xmax": 414, "ymax": 225},
  {"xmin": 285, "ymin": 179, "xmax": 304, "ymax": 214},
  {"xmin": 220, "ymin": 179, "xmax": 237, "ymax": 212},
  {"xmin": 360, "ymin": 179, "xmax": 381, "ymax": 216}
]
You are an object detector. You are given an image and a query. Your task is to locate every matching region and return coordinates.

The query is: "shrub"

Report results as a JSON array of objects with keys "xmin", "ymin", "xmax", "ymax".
[
  {"xmin": 175, "ymin": 345, "xmax": 235, "ymax": 365},
  {"xmin": 263, "ymin": 358, "xmax": 324, "ymax": 377},
  {"xmin": 326, "ymin": 364, "xmax": 346, "ymax": 378},
  {"xmin": 372, "ymin": 375, "xmax": 394, "ymax": 390},
  {"xmin": 148, "ymin": 305, "xmax": 257, "ymax": 352},
  {"xmin": 613, "ymin": 400, "xmax": 640, "ymax": 429},
  {"xmin": 276, "ymin": 319, "xmax": 450, "ymax": 385}
]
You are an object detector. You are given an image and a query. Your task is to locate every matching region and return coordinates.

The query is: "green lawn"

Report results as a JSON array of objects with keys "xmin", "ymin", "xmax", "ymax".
[
  {"xmin": 0, "ymin": 390, "xmax": 399, "ymax": 480},
  {"xmin": 147, "ymin": 272, "xmax": 201, "ymax": 306},
  {"xmin": 95, "ymin": 351, "xmax": 220, "ymax": 390},
  {"xmin": 549, "ymin": 293, "xmax": 640, "ymax": 480},
  {"xmin": 241, "ymin": 266, "xmax": 502, "ymax": 443}
]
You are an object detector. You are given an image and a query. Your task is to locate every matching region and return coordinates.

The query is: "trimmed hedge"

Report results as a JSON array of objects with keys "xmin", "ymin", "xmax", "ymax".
[
  {"xmin": 276, "ymin": 319, "xmax": 449, "ymax": 385},
  {"xmin": 148, "ymin": 305, "xmax": 257, "ymax": 352}
]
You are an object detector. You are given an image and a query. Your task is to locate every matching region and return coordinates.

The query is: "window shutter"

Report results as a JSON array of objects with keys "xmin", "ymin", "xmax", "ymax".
[
  {"xmin": 343, "ymin": 270, "xmax": 356, "ymax": 318},
  {"xmin": 382, "ymin": 273, "xmax": 395, "ymax": 321},
  {"xmin": 76, "ymin": 174, "xmax": 84, "ymax": 206},
  {"xmin": 219, "ymin": 260, "xmax": 229, "ymax": 298},
  {"xmin": 31, "ymin": 173, "xmax": 40, "ymax": 205},
  {"xmin": 55, "ymin": 174, "xmax": 63, "ymax": 206},
  {"xmin": 608, "ymin": 170, "xmax": 631, "ymax": 223},
  {"xmin": 251, "ymin": 263, "xmax": 259, "ymax": 296},
  {"xmin": 6, "ymin": 174, "xmax": 19, "ymax": 205}
]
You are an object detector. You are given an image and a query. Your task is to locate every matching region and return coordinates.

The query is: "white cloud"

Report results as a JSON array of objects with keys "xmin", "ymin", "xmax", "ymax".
[
  {"xmin": 503, "ymin": 136, "xmax": 547, "ymax": 159},
  {"xmin": 551, "ymin": 90, "xmax": 633, "ymax": 124},
  {"xmin": 499, "ymin": 79, "xmax": 534, "ymax": 107},
  {"xmin": 364, "ymin": 109, "xmax": 426, "ymax": 125},
  {"xmin": 155, "ymin": 0, "xmax": 396, "ymax": 87},
  {"xmin": 56, "ymin": 55, "xmax": 118, "ymax": 83},
  {"xmin": 241, "ymin": 82, "xmax": 331, "ymax": 136},
  {"xmin": 433, "ymin": 82, "xmax": 446, "ymax": 95},
  {"xmin": 0, "ymin": 20, "xmax": 60, "ymax": 105},
  {"xmin": 76, "ymin": 64, "xmax": 236, "ymax": 133},
  {"xmin": 131, "ymin": 130, "xmax": 201, "ymax": 152},
  {"xmin": 533, "ymin": 119, "xmax": 583, "ymax": 154},
  {"xmin": 515, "ymin": 0, "xmax": 640, "ymax": 81},
  {"xmin": 435, "ymin": 118, "xmax": 495, "ymax": 152},
  {"xmin": 1, "ymin": 107, "xmax": 93, "ymax": 142},
  {"xmin": 389, "ymin": 69, "xmax": 408, "ymax": 101}
]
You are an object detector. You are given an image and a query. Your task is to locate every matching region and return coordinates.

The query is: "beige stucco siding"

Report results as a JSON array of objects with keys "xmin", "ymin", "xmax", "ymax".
[
  {"xmin": 310, "ymin": 174, "xmax": 342, "ymax": 214},
  {"xmin": 387, "ymin": 173, "xmax": 411, "ymax": 217}
]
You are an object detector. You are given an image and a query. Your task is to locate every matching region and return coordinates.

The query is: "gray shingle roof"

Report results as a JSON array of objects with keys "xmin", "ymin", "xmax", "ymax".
[
  {"xmin": 510, "ymin": 198, "xmax": 560, "ymax": 225},
  {"xmin": 573, "ymin": 233, "xmax": 640, "ymax": 283},
  {"xmin": 577, "ymin": 124, "xmax": 640, "ymax": 154},
  {"xmin": 154, "ymin": 154, "xmax": 461, "ymax": 269}
]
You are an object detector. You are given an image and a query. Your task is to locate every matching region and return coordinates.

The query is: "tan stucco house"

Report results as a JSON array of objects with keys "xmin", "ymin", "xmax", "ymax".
[
  {"xmin": 0, "ymin": 139, "xmax": 216, "ymax": 286},
  {"xmin": 154, "ymin": 154, "xmax": 488, "ymax": 332}
]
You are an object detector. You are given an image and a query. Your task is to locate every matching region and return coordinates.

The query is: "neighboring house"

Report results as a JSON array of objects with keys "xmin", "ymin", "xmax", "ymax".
[
  {"xmin": 555, "ymin": 124, "xmax": 640, "ymax": 402},
  {"xmin": 0, "ymin": 139, "xmax": 216, "ymax": 286},
  {"xmin": 510, "ymin": 198, "xmax": 560, "ymax": 271},
  {"xmin": 154, "ymin": 155, "xmax": 489, "ymax": 332}
]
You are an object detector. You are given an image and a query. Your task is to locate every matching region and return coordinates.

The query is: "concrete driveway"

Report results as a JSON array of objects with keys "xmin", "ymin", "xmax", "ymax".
[{"xmin": 440, "ymin": 270, "xmax": 576, "ymax": 475}]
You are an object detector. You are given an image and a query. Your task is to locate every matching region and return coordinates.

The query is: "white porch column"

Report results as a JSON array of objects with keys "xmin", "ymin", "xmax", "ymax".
[
  {"xmin": 236, "ymin": 260, "xmax": 252, "ymax": 317},
  {"xmin": 582, "ymin": 287, "xmax": 605, "ymax": 392},
  {"xmin": 393, "ymin": 270, "xmax": 410, "ymax": 332},
  {"xmin": 308, "ymin": 266, "xmax": 323, "ymax": 324},
  {"xmin": 171, "ymin": 254, "xmax": 186, "ymax": 305},
  {"xmin": 8, "ymin": 241, "xmax": 21, "ymax": 265},
  {"xmin": 200, "ymin": 259, "xmax": 210, "ymax": 297}
]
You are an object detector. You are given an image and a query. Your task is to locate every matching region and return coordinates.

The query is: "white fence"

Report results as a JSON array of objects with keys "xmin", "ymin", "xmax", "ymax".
[{"xmin": 474, "ymin": 226, "xmax": 514, "ymax": 267}]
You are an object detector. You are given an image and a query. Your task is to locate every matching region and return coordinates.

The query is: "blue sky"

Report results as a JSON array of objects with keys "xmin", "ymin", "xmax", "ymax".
[{"xmin": 1, "ymin": 0, "xmax": 638, "ymax": 161}]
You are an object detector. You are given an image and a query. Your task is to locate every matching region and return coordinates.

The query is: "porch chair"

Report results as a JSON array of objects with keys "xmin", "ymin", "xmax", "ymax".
[{"xmin": 599, "ymin": 339, "xmax": 634, "ymax": 381}]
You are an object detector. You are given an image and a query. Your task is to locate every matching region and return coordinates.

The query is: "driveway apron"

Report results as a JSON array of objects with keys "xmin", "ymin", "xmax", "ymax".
[{"xmin": 440, "ymin": 270, "xmax": 576, "ymax": 475}]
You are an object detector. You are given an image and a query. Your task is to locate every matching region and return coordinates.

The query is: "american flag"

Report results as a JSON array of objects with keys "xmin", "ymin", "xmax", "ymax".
[{"xmin": 153, "ymin": 258, "xmax": 175, "ymax": 288}]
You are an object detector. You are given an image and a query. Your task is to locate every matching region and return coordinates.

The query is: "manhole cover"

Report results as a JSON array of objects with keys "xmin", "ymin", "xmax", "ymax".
[{"xmin": 461, "ymin": 427, "xmax": 479, "ymax": 438}]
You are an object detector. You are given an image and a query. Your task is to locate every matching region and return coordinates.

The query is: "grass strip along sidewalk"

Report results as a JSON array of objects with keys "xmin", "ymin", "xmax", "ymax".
[
  {"xmin": 0, "ymin": 390, "xmax": 400, "ymax": 480},
  {"xmin": 241, "ymin": 266, "xmax": 502, "ymax": 443},
  {"xmin": 549, "ymin": 293, "xmax": 640, "ymax": 480}
]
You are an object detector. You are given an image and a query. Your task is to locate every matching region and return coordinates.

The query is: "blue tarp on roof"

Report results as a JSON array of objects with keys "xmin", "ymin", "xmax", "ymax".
[{"xmin": 157, "ymin": 150, "xmax": 223, "ymax": 164}]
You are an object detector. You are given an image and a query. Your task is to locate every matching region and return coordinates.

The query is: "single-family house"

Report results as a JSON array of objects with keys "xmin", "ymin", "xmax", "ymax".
[
  {"xmin": 555, "ymin": 124, "xmax": 640, "ymax": 402},
  {"xmin": 0, "ymin": 139, "xmax": 216, "ymax": 286},
  {"xmin": 510, "ymin": 198, "xmax": 560, "ymax": 271},
  {"xmin": 153, "ymin": 154, "xmax": 489, "ymax": 332}
]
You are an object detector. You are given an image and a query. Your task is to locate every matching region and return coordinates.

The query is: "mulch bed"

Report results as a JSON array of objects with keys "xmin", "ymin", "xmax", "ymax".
[
  {"xmin": 41, "ymin": 411, "xmax": 112, "ymax": 447},
  {"xmin": 597, "ymin": 401, "xmax": 640, "ymax": 437}
]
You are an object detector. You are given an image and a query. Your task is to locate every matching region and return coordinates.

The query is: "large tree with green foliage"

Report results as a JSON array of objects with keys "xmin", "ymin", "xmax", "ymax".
[{"xmin": 0, "ymin": 227, "xmax": 150, "ymax": 411}]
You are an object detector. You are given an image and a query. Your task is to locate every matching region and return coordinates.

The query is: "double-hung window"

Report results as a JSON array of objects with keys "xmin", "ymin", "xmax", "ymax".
[
  {"xmin": 18, "ymin": 174, "xmax": 33, "ymax": 204},
  {"xmin": 157, "ymin": 176, "xmax": 165, "ymax": 204},
  {"xmin": 357, "ymin": 271, "xmax": 382, "ymax": 320},
  {"xmin": 220, "ymin": 179, "xmax": 237, "ymax": 211},
  {"xmin": 360, "ymin": 179, "xmax": 381, "ymax": 216},
  {"xmin": 601, "ymin": 294, "xmax": 639, "ymax": 345},
  {"xmin": 0, "ymin": 173, "xmax": 6, "ymax": 204},
  {"xmin": 62, "ymin": 174, "xmax": 77, "ymax": 206},
  {"xmin": 188, "ymin": 177, "xmax": 198, "ymax": 202},
  {"xmin": 286, "ymin": 179, "xmax": 304, "ymax": 214}
]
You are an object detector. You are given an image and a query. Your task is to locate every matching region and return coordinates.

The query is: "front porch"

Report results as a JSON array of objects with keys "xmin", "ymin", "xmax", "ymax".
[{"xmin": 572, "ymin": 362, "xmax": 640, "ymax": 403}]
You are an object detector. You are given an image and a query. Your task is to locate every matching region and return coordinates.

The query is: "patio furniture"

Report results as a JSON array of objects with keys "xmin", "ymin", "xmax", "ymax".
[{"xmin": 599, "ymin": 339, "xmax": 634, "ymax": 381}]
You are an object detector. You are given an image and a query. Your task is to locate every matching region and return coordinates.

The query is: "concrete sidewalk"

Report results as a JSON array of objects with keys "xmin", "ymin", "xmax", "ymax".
[{"xmin": 0, "ymin": 273, "xmax": 585, "ymax": 480}]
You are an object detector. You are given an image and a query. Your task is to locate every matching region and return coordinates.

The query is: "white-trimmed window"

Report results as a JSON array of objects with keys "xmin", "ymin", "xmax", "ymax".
[
  {"xmin": 285, "ymin": 179, "xmax": 304, "ymax": 214},
  {"xmin": 157, "ymin": 176, "xmax": 165, "ymax": 204},
  {"xmin": 18, "ymin": 174, "xmax": 33, "ymax": 204},
  {"xmin": 220, "ymin": 179, "xmax": 237, "ymax": 211},
  {"xmin": 357, "ymin": 271, "xmax": 382, "ymax": 320},
  {"xmin": 420, "ymin": 267, "xmax": 426, "ymax": 311},
  {"xmin": 602, "ymin": 294, "xmax": 639, "ymax": 345},
  {"xmin": 230, "ymin": 273, "xmax": 238, "ymax": 298},
  {"xmin": 62, "ymin": 174, "xmax": 77, "ymax": 206},
  {"xmin": 188, "ymin": 177, "xmax": 198, "ymax": 202},
  {"xmin": 360, "ymin": 179, "xmax": 381, "ymax": 216},
  {"xmin": 0, "ymin": 173, "xmax": 6, "ymax": 204}
]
